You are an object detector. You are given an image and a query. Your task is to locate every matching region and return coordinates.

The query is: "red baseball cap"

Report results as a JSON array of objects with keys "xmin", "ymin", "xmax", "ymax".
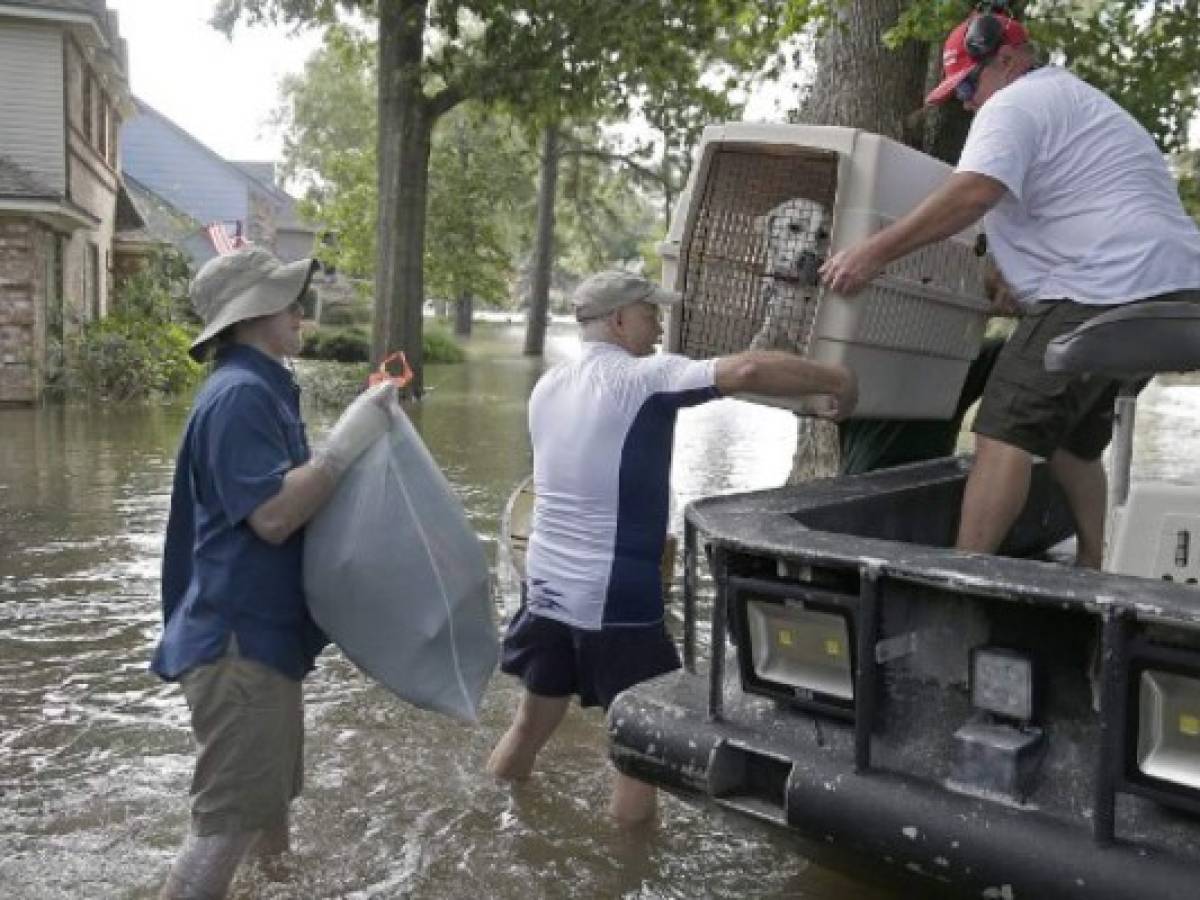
[{"xmin": 925, "ymin": 13, "xmax": 1029, "ymax": 105}]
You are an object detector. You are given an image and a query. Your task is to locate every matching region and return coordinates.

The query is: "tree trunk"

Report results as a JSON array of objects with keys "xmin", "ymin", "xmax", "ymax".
[
  {"xmin": 921, "ymin": 48, "xmax": 974, "ymax": 165},
  {"xmin": 454, "ymin": 291, "xmax": 472, "ymax": 336},
  {"xmin": 523, "ymin": 124, "xmax": 559, "ymax": 356},
  {"xmin": 375, "ymin": 0, "xmax": 432, "ymax": 395},
  {"xmin": 800, "ymin": 0, "xmax": 930, "ymax": 141},
  {"xmin": 786, "ymin": 0, "xmax": 940, "ymax": 483}
]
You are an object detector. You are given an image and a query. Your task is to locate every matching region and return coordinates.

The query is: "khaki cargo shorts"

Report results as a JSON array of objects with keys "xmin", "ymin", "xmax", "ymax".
[
  {"xmin": 972, "ymin": 290, "xmax": 1200, "ymax": 460},
  {"xmin": 180, "ymin": 638, "xmax": 303, "ymax": 836}
]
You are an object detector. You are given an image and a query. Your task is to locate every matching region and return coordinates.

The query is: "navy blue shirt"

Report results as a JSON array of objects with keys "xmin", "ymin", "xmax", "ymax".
[{"xmin": 152, "ymin": 344, "xmax": 328, "ymax": 682}]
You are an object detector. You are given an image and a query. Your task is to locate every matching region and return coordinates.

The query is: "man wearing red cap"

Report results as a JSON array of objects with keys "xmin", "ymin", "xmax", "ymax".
[{"xmin": 821, "ymin": 7, "xmax": 1200, "ymax": 567}]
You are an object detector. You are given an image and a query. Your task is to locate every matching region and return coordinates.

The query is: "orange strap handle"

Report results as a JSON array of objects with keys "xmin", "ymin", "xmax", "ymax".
[{"xmin": 367, "ymin": 351, "xmax": 414, "ymax": 389}]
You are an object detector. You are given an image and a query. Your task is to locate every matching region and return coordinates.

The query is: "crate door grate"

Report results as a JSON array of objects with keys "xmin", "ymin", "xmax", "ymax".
[{"xmin": 679, "ymin": 147, "xmax": 839, "ymax": 360}]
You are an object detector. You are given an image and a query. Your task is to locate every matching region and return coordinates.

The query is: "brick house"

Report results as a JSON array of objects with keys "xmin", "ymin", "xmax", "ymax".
[{"xmin": 0, "ymin": 0, "xmax": 135, "ymax": 404}]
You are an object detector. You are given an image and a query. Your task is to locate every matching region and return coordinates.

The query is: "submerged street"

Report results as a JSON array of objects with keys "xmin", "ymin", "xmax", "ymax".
[
  {"xmin": 1, "ymin": 324, "xmax": 883, "ymax": 899},
  {"xmin": 1, "ymin": 322, "xmax": 1197, "ymax": 898}
]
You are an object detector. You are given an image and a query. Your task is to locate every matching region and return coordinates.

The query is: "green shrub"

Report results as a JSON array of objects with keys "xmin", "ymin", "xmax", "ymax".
[
  {"xmin": 59, "ymin": 247, "xmax": 201, "ymax": 401},
  {"xmin": 301, "ymin": 324, "xmax": 465, "ymax": 365},
  {"xmin": 319, "ymin": 301, "xmax": 373, "ymax": 326},
  {"xmin": 295, "ymin": 359, "xmax": 371, "ymax": 408},
  {"xmin": 301, "ymin": 325, "xmax": 371, "ymax": 362},
  {"xmin": 115, "ymin": 247, "xmax": 194, "ymax": 324},
  {"xmin": 69, "ymin": 317, "xmax": 201, "ymax": 401},
  {"xmin": 424, "ymin": 325, "xmax": 465, "ymax": 363}
]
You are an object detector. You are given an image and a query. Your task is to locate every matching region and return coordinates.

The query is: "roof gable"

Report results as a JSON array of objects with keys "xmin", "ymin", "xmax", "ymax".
[{"xmin": 122, "ymin": 97, "xmax": 313, "ymax": 232}]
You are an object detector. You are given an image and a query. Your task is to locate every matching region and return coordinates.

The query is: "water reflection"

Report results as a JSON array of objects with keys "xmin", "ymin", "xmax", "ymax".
[{"xmin": 3, "ymin": 325, "xmax": 1194, "ymax": 899}]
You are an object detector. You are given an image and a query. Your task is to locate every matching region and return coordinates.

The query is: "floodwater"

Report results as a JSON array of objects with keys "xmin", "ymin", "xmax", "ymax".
[{"xmin": 1, "ymin": 323, "xmax": 1197, "ymax": 899}]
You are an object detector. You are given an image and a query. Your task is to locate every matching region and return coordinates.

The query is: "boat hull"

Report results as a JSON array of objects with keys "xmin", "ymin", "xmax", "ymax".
[
  {"xmin": 609, "ymin": 457, "xmax": 1200, "ymax": 898},
  {"xmin": 611, "ymin": 669, "xmax": 1199, "ymax": 899}
]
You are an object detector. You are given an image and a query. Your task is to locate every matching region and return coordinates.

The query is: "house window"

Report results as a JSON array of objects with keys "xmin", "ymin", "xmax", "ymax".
[
  {"xmin": 106, "ymin": 105, "xmax": 118, "ymax": 167},
  {"xmin": 99, "ymin": 93, "xmax": 109, "ymax": 161},
  {"xmin": 86, "ymin": 242, "xmax": 100, "ymax": 321},
  {"xmin": 46, "ymin": 235, "xmax": 65, "ymax": 345},
  {"xmin": 81, "ymin": 72, "xmax": 93, "ymax": 143}
]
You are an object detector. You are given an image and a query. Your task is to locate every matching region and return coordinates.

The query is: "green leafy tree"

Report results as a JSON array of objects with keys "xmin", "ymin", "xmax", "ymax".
[
  {"xmin": 276, "ymin": 26, "xmax": 533, "ymax": 320},
  {"xmin": 554, "ymin": 128, "xmax": 662, "ymax": 271},
  {"xmin": 215, "ymin": 0, "xmax": 789, "ymax": 392},
  {"xmin": 426, "ymin": 107, "xmax": 534, "ymax": 333},
  {"xmin": 273, "ymin": 26, "xmax": 661, "ymax": 336},
  {"xmin": 274, "ymin": 23, "xmax": 377, "ymax": 278},
  {"xmin": 522, "ymin": 21, "xmax": 777, "ymax": 354}
]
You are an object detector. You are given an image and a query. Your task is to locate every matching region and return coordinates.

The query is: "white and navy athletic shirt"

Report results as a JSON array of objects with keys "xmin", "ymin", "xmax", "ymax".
[{"xmin": 525, "ymin": 341, "xmax": 719, "ymax": 630}]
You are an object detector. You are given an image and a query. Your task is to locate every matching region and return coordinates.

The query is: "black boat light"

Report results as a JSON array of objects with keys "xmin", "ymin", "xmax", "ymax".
[
  {"xmin": 1135, "ymin": 667, "xmax": 1200, "ymax": 791},
  {"xmin": 950, "ymin": 646, "xmax": 1045, "ymax": 800},
  {"xmin": 731, "ymin": 577, "xmax": 856, "ymax": 719},
  {"xmin": 1110, "ymin": 637, "xmax": 1200, "ymax": 819},
  {"xmin": 971, "ymin": 645, "xmax": 1036, "ymax": 721}
]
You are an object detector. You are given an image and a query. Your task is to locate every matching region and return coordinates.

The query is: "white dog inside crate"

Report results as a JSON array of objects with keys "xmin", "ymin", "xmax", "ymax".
[{"xmin": 749, "ymin": 197, "xmax": 830, "ymax": 352}]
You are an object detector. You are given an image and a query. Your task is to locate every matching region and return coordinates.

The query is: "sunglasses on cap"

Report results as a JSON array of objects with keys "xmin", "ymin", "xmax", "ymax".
[{"xmin": 955, "ymin": 63, "xmax": 985, "ymax": 103}]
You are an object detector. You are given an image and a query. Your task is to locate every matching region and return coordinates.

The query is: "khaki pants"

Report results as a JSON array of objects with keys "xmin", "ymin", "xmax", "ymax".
[{"xmin": 181, "ymin": 638, "xmax": 303, "ymax": 836}]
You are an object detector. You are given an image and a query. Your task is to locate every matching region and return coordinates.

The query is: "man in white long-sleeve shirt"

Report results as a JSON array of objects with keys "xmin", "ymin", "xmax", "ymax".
[
  {"xmin": 820, "ymin": 8, "xmax": 1200, "ymax": 568},
  {"xmin": 486, "ymin": 270, "xmax": 857, "ymax": 825}
]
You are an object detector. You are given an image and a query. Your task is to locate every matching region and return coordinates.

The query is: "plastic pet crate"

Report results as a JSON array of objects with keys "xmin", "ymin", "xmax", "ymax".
[{"xmin": 661, "ymin": 124, "xmax": 991, "ymax": 419}]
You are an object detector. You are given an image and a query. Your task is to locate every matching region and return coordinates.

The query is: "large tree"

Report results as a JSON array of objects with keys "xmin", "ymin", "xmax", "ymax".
[
  {"xmin": 272, "ymin": 25, "xmax": 662, "ymax": 336},
  {"xmin": 216, "ymin": 0, "xmax": 786, "ymax": 393},
  {"xmin": 781, "ymin": 0, "xmax": 947, "ymax": 481},
  {"xmin": 426, "ymin": 107, "xmax": 533, "ymax": 335},
  {"xmin": 521, "ymin": 34, "xmax": 768, "ymax": 356},
  {"xmin": 274, "ymin": 23, "xmax": 378, "ymax": 279}
]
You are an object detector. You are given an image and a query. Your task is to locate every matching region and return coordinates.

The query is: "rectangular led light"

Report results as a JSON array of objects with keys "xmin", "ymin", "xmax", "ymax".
[
  {"xmin": 745, "ymin": 599, "xmax": 853, "ymax": 701},
  {"xmin": 970, "ymin": 646, "xmax": 1035, "ymax": 722},
  {"xmin": 1137, "ymin": 669, "xmax": 1200, "ymax": 791}
]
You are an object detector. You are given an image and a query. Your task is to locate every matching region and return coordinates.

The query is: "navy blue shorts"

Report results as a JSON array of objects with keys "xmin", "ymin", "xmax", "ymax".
[{"xmin": 499, "ymin": 605, "xmax": 681, "ymax": 711}]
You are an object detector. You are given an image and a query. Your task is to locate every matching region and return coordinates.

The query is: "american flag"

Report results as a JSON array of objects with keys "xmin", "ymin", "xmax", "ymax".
[{"xmin": 205, "ymin": 222, "xmax": 250, "ymax": 255}]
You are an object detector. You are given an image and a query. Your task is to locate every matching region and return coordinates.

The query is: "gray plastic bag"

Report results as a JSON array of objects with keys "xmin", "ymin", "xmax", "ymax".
[{"xmin": 303, "ymin": 408, "xmax": 497, "ymax": 722}]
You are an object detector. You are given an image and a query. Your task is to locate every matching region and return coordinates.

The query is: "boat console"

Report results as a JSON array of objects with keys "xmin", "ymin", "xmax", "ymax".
[{"xmin": 608, "ymin": 339, "xmax": 1200, "ymax": 900}]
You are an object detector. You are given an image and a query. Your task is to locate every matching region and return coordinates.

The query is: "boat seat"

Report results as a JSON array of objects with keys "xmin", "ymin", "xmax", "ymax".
[{"xmin": 1044, "ymin": 300, "xmax": 1200, "ymax": 378}]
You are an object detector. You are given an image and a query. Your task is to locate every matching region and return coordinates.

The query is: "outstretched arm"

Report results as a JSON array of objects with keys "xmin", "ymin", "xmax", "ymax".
[
  {"xmin": 715, "ymin": 351, "xmax": 857, "ymax": 419},
  {"xmin": 820, "ymin": 172, "xmax": 1006, "ymax": 296}
]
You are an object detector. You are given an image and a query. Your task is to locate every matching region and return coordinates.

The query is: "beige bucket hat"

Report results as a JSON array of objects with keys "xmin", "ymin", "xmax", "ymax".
[{"xmin": 189, "ymin": 246, "xmax": 317, "ymax": 360}]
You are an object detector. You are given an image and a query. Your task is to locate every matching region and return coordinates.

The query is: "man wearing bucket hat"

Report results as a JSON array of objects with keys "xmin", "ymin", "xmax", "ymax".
[
  {"xmin": 487, "ymin": 270, "xmax": 857, "ymax": 825},
  {"xmin": 820, "ymin": 3, "xmax": 1200, "ymax": 568},
  {"xmin": 154, "ymin": 247, "xmax": 397, "ymax": 898}
]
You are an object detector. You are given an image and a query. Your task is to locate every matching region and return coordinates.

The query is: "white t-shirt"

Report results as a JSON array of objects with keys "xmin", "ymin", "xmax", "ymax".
[
  {"xmin": 957, "ymin": 66, "xmax": 1200, "ymax": 306},
  {"xmin": 525, "ymin": 342, "xmax": 718, "ymax": 630}
]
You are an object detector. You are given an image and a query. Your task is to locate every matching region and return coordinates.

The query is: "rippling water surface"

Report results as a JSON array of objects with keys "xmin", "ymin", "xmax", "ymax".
[{"xmin": 1, "ymin": 324, "xmax": 1196, "ymax": 898}]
